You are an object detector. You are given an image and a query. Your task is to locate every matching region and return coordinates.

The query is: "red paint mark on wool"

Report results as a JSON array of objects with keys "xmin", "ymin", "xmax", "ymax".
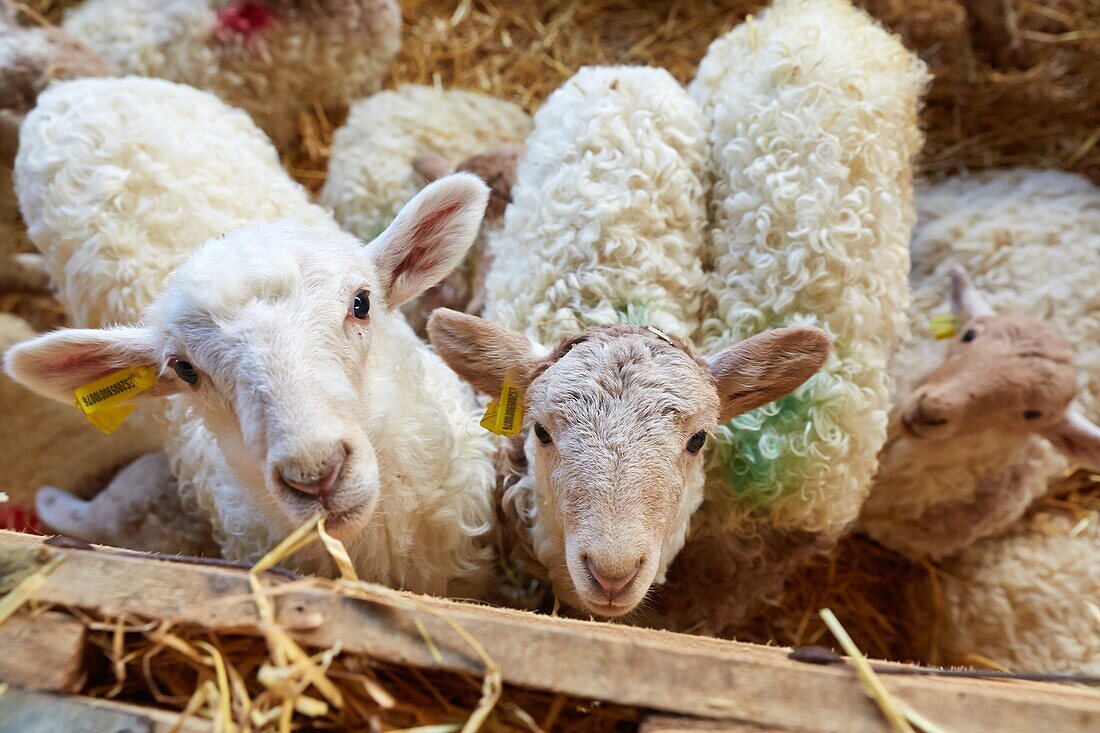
[
  {"xmin": 215, "ymin": 2, "xmax": 276, "ymax": 43},
  {"xmin": 0, "ymin": 501, "xmax": 42, "ymax": 534}
]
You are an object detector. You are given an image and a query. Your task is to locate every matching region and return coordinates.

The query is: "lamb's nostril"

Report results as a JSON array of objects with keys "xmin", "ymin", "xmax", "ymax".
[
  {"xmin": 585, "ymin": 556, "xmax": 640, "ymax": 601},
  {"xmin": 277, "ymin": 448, "xmax": 346, "ymax": 499}
]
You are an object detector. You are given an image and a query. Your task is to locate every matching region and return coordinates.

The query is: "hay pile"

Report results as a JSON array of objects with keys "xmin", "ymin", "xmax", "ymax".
[{"xmin": 5, "ymin": 0, "xmax": 1100, "ymax": 671}]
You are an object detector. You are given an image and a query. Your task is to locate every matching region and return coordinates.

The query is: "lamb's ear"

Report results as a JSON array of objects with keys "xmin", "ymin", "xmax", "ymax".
[
  {"xmin": 368, "ymin": 173, "xmax": 489, "ymax": 308},
  {"xmin": 950, "ymin": 265, "xmax": 994, "ymax": 321},
  {"xmin": 3, "ymin": 326, "xmax": 176, "ymax": 404},
  {"xmin": 411, "ymin": 153, "xmax": 455, "ymax": 184},
  {"xmin": 705, "ymin": 327, "xmax": 832, "ymax": 422},
  {"xmin": 1043, "ymin": 409, "xmax": 1100, "ymax": 473},
  {"xmin": 427, "ymin": 309, "xmax": 546, "ymax": 397}
]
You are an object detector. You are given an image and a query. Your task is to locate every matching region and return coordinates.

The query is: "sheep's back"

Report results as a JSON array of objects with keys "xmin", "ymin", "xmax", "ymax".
[
  {"xmin": 15, "ymin": 76, "xmax": 331, "ymax": 328},
  {"xmin": 689, "ymin": 0, "xmax": 929, "ymax": 538},
  {"xmin": 925, "ymin": 511, "xmax": 1100, "ymax": 674},
  {"xmin": 62, "ymin": 0, "xmax": 401, "ymax": 149},
  {"xmin": 484, "ymin": 65, "xmax": 708, "ymax": 345}
]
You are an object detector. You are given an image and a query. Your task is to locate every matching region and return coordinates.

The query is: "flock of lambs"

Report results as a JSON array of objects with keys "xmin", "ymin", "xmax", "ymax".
[{"xmin": 0, "ymin": 0, "xmax": 1098, "ymax": 676}]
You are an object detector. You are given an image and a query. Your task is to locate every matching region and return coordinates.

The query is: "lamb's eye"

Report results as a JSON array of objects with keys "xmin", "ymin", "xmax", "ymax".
[
  {"xmin": 961, "ymin": 329, "xmax": 977, "ymax": 342},
  {"xmin": 686, "ymin": 430, "xmax": 707, "ymax": 454},
  {"xmin": 1024, "ymin": 410, "xmax": 1043, "ymax": 421},
  {"xmin": 534, "ymin": 422, "xmax": 552, "ymax": 445},
  {"xmin": 171, "ymin": 358, "xmax": 199, "ymax": 386},
  {"xmin": 352, "ymin": 290, "xmax": 370, "ymax": 319}
]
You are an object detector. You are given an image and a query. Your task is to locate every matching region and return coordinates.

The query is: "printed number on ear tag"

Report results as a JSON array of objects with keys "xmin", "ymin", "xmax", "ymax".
[
  {"xmin": 929, "ymin": 315, "xmax": 959, "ymax": 340},
  {"xmin": 480, "ymin": 376, "xmax": 524, "ymax": 437},
  {"xmin": 73, "ymin": 365, "xmax": 158, "ymax": 435}
]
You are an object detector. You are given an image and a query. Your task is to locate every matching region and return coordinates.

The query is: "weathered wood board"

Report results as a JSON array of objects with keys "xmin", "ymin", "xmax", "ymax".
[
  {"xmin": 1, "ymin": 530, "xmax": 1099, "ymax": 733},
  {"xmin": 0, "ymin": 687, "xmax": 211, "ymax": 733},
  {"xmin": 0, "ymin": 611, "xmax": 85, "ymax": 693}
]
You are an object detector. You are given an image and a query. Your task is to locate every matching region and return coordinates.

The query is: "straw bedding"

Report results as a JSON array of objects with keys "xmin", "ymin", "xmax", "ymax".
[{"xmin": 4, "ymin": 0, "xmax": 1100, "ymax": 714}]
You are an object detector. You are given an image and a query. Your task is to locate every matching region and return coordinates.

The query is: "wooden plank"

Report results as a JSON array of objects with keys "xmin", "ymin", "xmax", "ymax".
[
  {"xmin": 0, "ymin": 687, "xmax": 212, "ymax": 733},
  {"xmin": 0, "ymin": 611, "xmax": 85, "ymax": 693},
  {"xmin": 3, "ymin": 531, "xmax": 1099, "ymax": 733},
  {"xmin": 641, "ymin": 716, "xmax": 811, "ymax": 733}
]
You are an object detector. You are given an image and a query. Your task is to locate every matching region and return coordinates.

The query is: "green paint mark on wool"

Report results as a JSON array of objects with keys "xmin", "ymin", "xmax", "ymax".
[
  {"xmin": 614, "ymin": 301, "xmax": 653, "ymax": 327},
  {"xmin": 706, "ymin": 371, "xmax": 831, "ymax": 512}
]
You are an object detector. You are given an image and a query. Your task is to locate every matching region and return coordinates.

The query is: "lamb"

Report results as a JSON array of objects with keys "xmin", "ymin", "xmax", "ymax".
[
  {"xmin": 11, "ymin": 76, "xmax": 499, "ymax": 596},
  {"xmin": 0, "ymin": 313, "xmax": 161, "ymax": 530},
  {"xmin": 11, "ymin": 205, "xmax": 500, "ymax": 594},
  {"xmin": 0, "ymin": 5, "xmax": 110, "ymax": 289},
  {"xmin": 61, "ymin": 0, "xmax": 401, "ymax": 149},
  {"xmin": 320, "ymin": 85, "xmax": 531, "ymax": 332},
  {"xmin": 860, "ymin": 267, "xmax": 1100, "ymax": 559},
  {"xmin": 430, "ymin": 65, "xmax": 831, "ymax": 619},
  {"xmin": 658, "ymin": 0, "xmax": 928, "ymax": 631},
  {"xmin": 923, "ymin": 510, "xmax": 1100, "ymax": 674},
  {"xmin": 482, "ymin": 65, "xmax": 709, "ymax": 345},
  {"xmin": 860, "ymin": 169, "xmax": 1100, "ymax": 559},
  {"xmin": 430, "ymin": 313, "xmax": 829, "ymax": 617}
]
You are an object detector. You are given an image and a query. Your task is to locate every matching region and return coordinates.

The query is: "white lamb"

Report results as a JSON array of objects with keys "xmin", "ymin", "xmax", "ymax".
[
  {"xmin": 321, "ymin": 84, "xmax": 531, "ymax": 332},
  {"xmin": 431, "ymin": 64, "xmax": 832, "ymax": 619},
  {"xmin": 662, "ymin": 0, "xmax": 928, "ymax": 631},
  {"xmin": 483, "ymin": 65, "xmax": 709, "ymax": 345},
  {"xmin": 11, "ymin": 76, "xmax": 499, "ymax": 595},
  {"xmin": 62, "ymin": 0, "xmax": 401, "ymax": 149},
  {"xmin": 862, "ymin": 169, "xmax": 1100, "ymax": 560}
]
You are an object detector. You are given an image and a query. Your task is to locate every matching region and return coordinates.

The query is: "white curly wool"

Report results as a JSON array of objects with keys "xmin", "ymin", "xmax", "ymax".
[
  {"xmin": 483, "ymin": 65, "xmax": 709, "ymax": 345},
  {"xmin": 688, "ymin": 0, "xmax": 929, "ymax": 537},
  {"xmin": 931, "ymin": 511, "xmax": 1100, "ymax": 674},
  {"xmin": 63, "ymin": 0, "xmax": 400, "ymax": 148},
  {"xmin": 0, "ymin": 314, "xmax": 160, "ymax": 506},
  {"xmin": 14, "ymin": 77, "xmax": 498, "ymax": 595},
  {"xmin": 322, "ymin": 84, "xmax": 531, "ymax": 244},
  {"xmin": 16, "ymin": 76, "xmax": 333, "ymax": 328},
  {"xmin": 863, "ymin": 169, "xmax": 1100, "ymax": 558}
]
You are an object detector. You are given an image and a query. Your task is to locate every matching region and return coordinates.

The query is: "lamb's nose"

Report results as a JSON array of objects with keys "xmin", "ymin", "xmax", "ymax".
[
  {"xmin": 277, "ymin": 448, "xmax": 345, "ymax": 499},
  {"xmin": 910, "ymin": 395, "xmax": 949, "ymax": 427},
  {"xmin": 585, "ymin": 556, "xmax": 641, "ymax": 601}
]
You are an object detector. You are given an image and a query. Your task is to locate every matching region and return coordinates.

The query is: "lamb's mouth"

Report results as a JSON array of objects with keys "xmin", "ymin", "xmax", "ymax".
[
  {"xmin": 900, "ymin": 413, "xmax": 921, "ymax": 438},
  {"xmin": 586, "ymin": 599, "xmax": 641, "ymax": 618},
  {"xmin": 320, "ymin": 506, "xmax": 369, "ymax": 531}
]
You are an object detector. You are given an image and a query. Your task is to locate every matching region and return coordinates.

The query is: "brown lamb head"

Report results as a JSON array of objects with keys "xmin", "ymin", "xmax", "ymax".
[{"xmin": 897, "ymin": 266, "xmax": 1100, "ymax": 471}]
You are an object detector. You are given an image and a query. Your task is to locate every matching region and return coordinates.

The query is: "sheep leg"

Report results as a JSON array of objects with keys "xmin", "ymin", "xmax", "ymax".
[{"xmin": 36, "ymin": 451, "xmax": 214, "ymax": 555}]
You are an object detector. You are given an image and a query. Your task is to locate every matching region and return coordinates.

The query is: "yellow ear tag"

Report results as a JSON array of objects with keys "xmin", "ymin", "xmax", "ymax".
[
  {"xmin": 480, "ymin": 375, "xmax": 525, "ymax": 437},
  {"xmin": 73, "ymin": 365, "xmax": 158, "ymax": 435},
  {"xmin": 929, "ymin": 315, "xmax": 959, "ymax": 340}
]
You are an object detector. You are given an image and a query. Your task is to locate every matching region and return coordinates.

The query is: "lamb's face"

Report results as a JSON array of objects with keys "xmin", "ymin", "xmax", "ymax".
[
  {"xmin": 428, "ymin": 312, "xmax": 832, "ymax": 618},
  {"xmin": 150, "ymin": 222, "xmax": 390, "ymax": 537},
  {"xmin": 523, "ymin": 330, "xmax": 717, "ymax": 617},
  {"xmin": 896, "ymin": 266, "xmax": 1100, "ymax": 472},
  {"xmin": 901, "ymin": 312, "xmax": 1077, "ymax": 441}
]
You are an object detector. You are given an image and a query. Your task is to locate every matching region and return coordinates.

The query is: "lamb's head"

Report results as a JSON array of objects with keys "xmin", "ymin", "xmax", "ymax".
[
  {"xmin": 413, "ymin": 145, "xmax": 522, "ymax": 222},
  {"xmin": 429, "ymin": 311, "xmax": 830, "ymax": 617},
  {"xmin": 898, "ymin": 266, "xmax": 1100, "ymax": 470},
  {"xmin": 4, "ymin": 174, "xmax": 490, "ymax": 539}
]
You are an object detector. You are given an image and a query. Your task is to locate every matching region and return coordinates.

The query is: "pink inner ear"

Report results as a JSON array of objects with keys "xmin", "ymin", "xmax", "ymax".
[
  {"xmin": 45, "ymin": 348, "xmax": 116, "ymax": 381},
  {"xmin": 396, "ymin": 201, "xmax": 463, "ymax": 280}
]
